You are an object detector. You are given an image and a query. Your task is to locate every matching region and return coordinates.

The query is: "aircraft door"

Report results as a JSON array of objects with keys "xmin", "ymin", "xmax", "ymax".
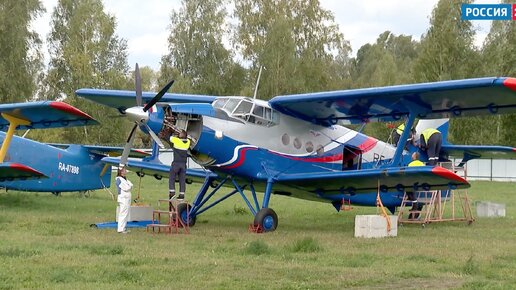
[
  {"xmin": 342, "ymin": 146, "xmax": 362, "ymax": 170},
  {"xmin": 161, "ymin": 107, "xmax": 203, "ymax": 148}
]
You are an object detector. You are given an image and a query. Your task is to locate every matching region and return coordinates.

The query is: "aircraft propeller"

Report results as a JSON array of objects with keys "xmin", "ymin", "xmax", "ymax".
[{"xmin": 119, "ymin": 63, "xmax": 175, "ymax": 167}]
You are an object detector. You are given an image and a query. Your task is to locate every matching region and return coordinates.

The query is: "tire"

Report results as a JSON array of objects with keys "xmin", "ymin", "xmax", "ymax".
[
  {"xmin": 177, "ymin": 202, "xmax": 196, "ymax": 227},
  {"xmin": 253, "ymin": 208, "xmax": 278, "ymax": 232}
]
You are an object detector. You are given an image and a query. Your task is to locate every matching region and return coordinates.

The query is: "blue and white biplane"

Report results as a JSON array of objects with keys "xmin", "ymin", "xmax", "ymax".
[
  {"xmin": 0, "ymin": 101, "xmax": 147, "ymax": 195},
  {"xmin": 76, "ymin": 67, "xmax": 516, "ymax": 232}
]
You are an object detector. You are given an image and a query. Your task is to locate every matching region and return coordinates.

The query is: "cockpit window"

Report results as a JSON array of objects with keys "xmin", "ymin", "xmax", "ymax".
[
  {"xmin": 213, "ymin": 97, "xmax": 279, "ymax": 127},
  {"xmin": 213, "ymin": 98, "xmax": 227, "ymax": 109},
  {"xmin": 234, "ymin": 100, "xmax": 253, "ymax": 115},
  {"xmin": 223, "ymin": 99, "xmax": 240, "ymax": 113}
]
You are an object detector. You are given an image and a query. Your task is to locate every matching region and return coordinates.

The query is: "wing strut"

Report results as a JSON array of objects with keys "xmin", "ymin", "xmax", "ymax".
[
  {"xmin": 388, "ymin": 98, "xmax": 431, "ymax": 167},
  {"xmin": 0, "ymin": 113, "xmax": 31, "ymax": 163},
  {"xmin": 389, "ymin": 111, "xmax": 416, "ymax": 167}
]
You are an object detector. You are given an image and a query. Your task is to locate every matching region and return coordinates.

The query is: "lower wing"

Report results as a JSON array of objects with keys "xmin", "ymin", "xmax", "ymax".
[
  {"xmin": 101, "ymin": 157, "xmax": 217, "ymax": 183},
  {"xmin": 275, "ymin": 166, "xmax": 469, "ymax": 195},
  {"xmin": 48, "ymin": 144, "xmax": 150, "ymax": 158}
]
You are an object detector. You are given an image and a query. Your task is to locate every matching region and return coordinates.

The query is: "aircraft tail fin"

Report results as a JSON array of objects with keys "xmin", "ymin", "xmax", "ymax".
[{"xmin": 415, "ymin": 118, "xmax": 450, "ymax": 144}]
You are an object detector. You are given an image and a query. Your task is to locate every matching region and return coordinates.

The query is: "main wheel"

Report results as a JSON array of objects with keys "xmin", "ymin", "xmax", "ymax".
[
  {"xmin": 177, "ymin": 202, "xmax": 196, "ymax": 227},
  {"xmin": 253, "ymin": 208, "xmax": 278, "ymax": 232}
]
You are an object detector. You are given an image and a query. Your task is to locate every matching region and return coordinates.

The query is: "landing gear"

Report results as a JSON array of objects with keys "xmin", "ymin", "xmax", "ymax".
[
  {"xmin": 253, "ymin": 208, "xmax": 278, "ymax": 232},
  {"xmin": 177, "ymin": 202, "xmax": 196, "ymax": 227},
  {"xmin": 189, "ymin": 176, "xmax": 278, "ymax": 232}
]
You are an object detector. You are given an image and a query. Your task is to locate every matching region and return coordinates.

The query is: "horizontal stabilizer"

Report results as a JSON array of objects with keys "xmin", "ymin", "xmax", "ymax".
[
  {"xmin": 0, "ymin": 162, "xmax": 47, "ymax": 181},
  {"xmin": 275, "ymin": 166, "xmax": 469, "ymax": 195},
  {"xmin": 0, "ymin": 101, "xmax": 98, "ymax": 130},
  {"xmin": 48, "ymin": 144, "xmax": 150, "ymax": 158},
  {"xmin": 442, "ymin": 144, "xmax": 516, "ymax": 163}
]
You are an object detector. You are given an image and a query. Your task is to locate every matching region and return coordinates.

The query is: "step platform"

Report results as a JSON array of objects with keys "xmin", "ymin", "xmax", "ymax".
[{"xmin": 146, "ymin": 199, "xmax": 190, "ymax": 234}]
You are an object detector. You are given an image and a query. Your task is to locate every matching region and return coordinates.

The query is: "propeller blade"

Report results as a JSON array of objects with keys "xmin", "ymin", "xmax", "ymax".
[
  {"xmin": 143, "ymin": 79, "xmax": 175, "ymax": 112},
  {"xmin": 120, "ymin": 123, "xmax": 138, "ymax": 166},
  {"xmin": 135, "ymin": 63, "xmax": 143, "ymax": 107},
  {"xmin": 144, "ymin": 123, "xmax": 165, "ymax": 149}
]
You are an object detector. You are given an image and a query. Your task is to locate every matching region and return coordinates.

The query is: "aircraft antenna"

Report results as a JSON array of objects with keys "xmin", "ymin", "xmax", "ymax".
[{"xmin": 253, "ymin": 66, "xmax": 264, "ymax": 100}]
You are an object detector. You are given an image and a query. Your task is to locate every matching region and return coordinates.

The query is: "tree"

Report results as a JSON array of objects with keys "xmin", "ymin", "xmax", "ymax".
[
  {"xmin": 412, "ymin": 0, "xmax": 494, "ymax": 145},
  {"xmin": 413, "ymin": 0, "xmax": 478, "ymax": 82},
  {"xmin": 0, "ymin": 0, "xmax": 44, "ymax": 103},
  {"xmin": 350, "ymin": 31, "xmax": 419, "ymax": 140},
  {"xmin": 159, "ymin": 0, "xmax": 245, "ymax": 96},
  {"xmin": 234, "ymin": 0, "xmax": 351, "ymax": 99},
  {"xmin": 351, "ymin": 31, "xmax": 419, "ymax": 88},
  {"xmin": 38, "ymin": 0, "xmax": 130, "ymax": 145}
]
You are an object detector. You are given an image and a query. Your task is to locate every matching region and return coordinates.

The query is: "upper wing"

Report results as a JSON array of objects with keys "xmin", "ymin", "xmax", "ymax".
[
  {"xmin": 101, "ymin": 157, "xmax": 217, "ymax": 183},
  {"xmin": 0, "ymin": 101, "xmax": 98, "ymax": 130},
  {"xmin": 47, "ymin": 144, "xmax": 150, "ymax": 158},
  {"xmin": 75, "ymin": 89, "xmax": 216, "ymax": 112},
  {"xmin": 442, "ymin": 144, "xmax": 516, "ymax": 161},
  {"xmin": 269, "ymin": 77, "xmax": 516, "ymax": 126},
  {"xmin": 0, "ymin": 162, "xmax": 47, "ymax": 181},
  {"xmin": 275, "ymin": 166, "xmax": 469, "ymax": 194}
]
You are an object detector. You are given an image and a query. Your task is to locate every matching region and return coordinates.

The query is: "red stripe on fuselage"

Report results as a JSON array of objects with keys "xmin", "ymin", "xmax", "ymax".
[
  {"xmin": 269, "ymin": 136, "xmax": 378, "ymax": 163},
  {"xmin": 222, "ymin": 147, "xmax": 258, "ymax": 169},
  {"xmin": 358, "ymin": 137, "xmax": 378, "ymax": 151}
]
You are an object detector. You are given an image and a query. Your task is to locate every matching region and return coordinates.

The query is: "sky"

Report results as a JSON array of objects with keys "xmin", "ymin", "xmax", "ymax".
[{"xmin": 33, "ymin": 0, "xmax": 494, "ymax": 70}]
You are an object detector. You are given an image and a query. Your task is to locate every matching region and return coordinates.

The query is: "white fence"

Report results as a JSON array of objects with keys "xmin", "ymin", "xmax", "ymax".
[{"xmin": 455, "ymin": 159, "xmax": 516, "ymax": 182}]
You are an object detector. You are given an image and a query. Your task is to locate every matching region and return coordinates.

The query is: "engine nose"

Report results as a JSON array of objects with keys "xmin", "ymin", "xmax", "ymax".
[{"xmin": 125, "ymin": 106, "xmax": 148, "ymax": 123}]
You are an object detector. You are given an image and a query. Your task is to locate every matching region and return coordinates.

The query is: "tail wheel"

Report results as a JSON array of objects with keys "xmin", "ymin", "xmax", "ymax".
[
  {"xmin": 177, "ymin": 202, "xmax": 196, "ymax": 227},
  {"xmin": 253, "ymin": 208, "xmax": 278, "ymax": 232}
]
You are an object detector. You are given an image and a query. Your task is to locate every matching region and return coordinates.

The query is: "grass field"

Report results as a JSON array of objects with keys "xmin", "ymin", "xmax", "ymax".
[{"xmin": 1, "ymin": 175, "xmax": 515, "ymax": 289}]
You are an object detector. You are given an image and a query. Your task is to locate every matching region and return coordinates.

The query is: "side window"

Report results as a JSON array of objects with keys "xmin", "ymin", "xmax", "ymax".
[
  {"xmin": 252, "ymin": 105, "xmax": 264, "ymax": 118},
  {"xmin": 264, "ymin": 108, "xmax": 272, "ymax": 120}
]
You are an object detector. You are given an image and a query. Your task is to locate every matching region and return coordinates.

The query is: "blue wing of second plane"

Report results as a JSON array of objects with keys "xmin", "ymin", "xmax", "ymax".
[
  {"xmin": 0, "ymin": 162, "xmax": 47, "ymax": 181},
  {"xmin": 0, "ymin": 101, "xmax": 98, "ymax": 130}
]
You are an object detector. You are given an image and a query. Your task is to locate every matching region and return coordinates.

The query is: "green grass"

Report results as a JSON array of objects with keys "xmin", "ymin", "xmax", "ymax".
[{"xmin": 1, "ymin": 176, "xmax": 516, "ymax": 289}]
